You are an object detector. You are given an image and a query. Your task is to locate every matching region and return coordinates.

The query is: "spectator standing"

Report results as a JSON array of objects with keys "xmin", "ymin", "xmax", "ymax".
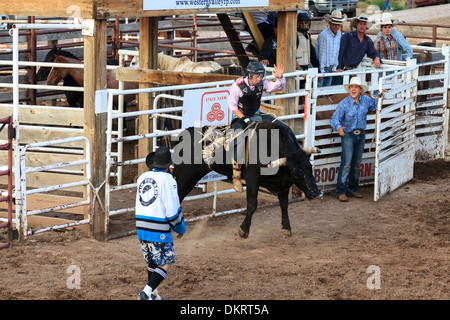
[
  {"xmin": 337, "ymin": 14, "xmax": 382, "ymax": 71},
  {"xmin": 374, "ymin": 16, "xmax": 399, "ymax": 60},
  {"xmin": 382, "ymin": 0, "xmax": 391, "ymax": 12},
  {"xmin": 252, "ymin": 12, "xmax": 275, "ymax": 40},
  {"xmin": 259, "ymin": 18, "xmax": 278, "ymax": 67},
  {"xmin": 296, "ymin": 11, "xmax": 319, "ymax": 71},
  {"xmin": 315, "ymin": 10, "xmax": 346, "ymax": 87},
  {"xmin": 380, "ymin": 12, "xmax": 413, "ymax": 61},
  {"xmin": 244, "ymin": 12, "xmax": 275, "ymax": 55}
]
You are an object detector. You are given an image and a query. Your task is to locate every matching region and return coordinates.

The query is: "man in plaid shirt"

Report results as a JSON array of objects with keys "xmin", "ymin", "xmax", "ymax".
[
  {"xmin": 315, "ymin": 10, "xmax": 346, "ymax": 87},
  {"xmin": 374, "ymin": 16, "xmax": 399, "ymax": 60}
]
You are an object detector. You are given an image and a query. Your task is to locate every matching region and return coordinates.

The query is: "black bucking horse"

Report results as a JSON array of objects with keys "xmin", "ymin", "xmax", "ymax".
[{"xmin": 172, "ymin": 121, "xmax": 322, "ymax": 238}]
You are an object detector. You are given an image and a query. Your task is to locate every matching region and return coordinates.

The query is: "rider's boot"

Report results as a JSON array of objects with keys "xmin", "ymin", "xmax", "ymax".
[{"xmin": 232, "ymin": 161, "xmax": 244, "ymax": 193}]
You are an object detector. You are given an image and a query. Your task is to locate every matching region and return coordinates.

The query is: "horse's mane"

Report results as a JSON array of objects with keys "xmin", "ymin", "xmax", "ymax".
[{"xmin": 49, "ymin": 46, "xmax": 80, "ymax": 61}]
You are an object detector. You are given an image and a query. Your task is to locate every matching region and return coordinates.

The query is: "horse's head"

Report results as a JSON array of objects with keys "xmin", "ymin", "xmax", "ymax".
[
  {"xmin": 47, "ymin": 55, "xmax": 69, "ymax": 85},
  {"xmin": 38, "ymin": 47, "xmax": 81, "ymax": 82},
  {"xmin": 36, "ymin": 45, "xmax": 59, "ymax": 81}
]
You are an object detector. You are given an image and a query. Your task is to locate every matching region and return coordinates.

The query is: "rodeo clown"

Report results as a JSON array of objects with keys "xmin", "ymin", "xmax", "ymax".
[
  {"xmin": 135, "ymin": 146, "xmax": 185, "ymax": 300},
  {"xmin": 228, "ymin": 61, "xmax": 300, "ymax": 193}
]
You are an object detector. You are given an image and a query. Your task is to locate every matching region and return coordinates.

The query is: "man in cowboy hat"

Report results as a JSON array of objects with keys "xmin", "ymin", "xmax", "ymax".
[
  {"xmin": 330, "ymin": 77, "xmax": 377, "ymax": 202},
  {"xmin": 135, "ymin": 146, "xmax": 186, "ymax": 300},
  {"xmin": 338, "ymin": 14, "xmax": 382, "ymax": 72},
  {"xmin": 377, "ymin": 12, "xmax": 413, "ymax": 61},
  {"xmin": 374, "ymin": 15, "xmax": 399, "ymax": 60},
  {"xmin": 315, "ymin": 10, "xmax": 346, "ymax": 87}
]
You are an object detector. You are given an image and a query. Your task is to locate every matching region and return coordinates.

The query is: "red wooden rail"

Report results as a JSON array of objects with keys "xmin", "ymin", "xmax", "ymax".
[{"xmin": 0, "ymin": 116, "xmax": 13, "ymax": 249}]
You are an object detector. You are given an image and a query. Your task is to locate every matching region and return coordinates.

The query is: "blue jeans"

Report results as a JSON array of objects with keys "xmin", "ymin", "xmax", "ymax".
[
  {"xmin": 382, "ymin": 1, "xmax": 391, "ymax": 11},
  {"xmin": 336, "ymin": 131, "xmax": 365, "ymax": 195},
  {"xmin": 319, "ymin": 69, "xmax": 333, "ymax": 87}
]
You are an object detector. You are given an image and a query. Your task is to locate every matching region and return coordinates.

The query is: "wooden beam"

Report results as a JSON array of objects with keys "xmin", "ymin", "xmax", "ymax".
[
  {"xmin": 217, "ymin": 13, "xmax": 250, "ymax": 70},
  {"xmin": 116, "ymin": 67, "xmax": 239, "ymax": 85},
  {"xmin": 1, "ymin": 1, "xmax": 304, "ymax": 19},
  {"xmin": 84, "ymin": 20, "xmax": 108, "ymax": 240},
  {"xmin": 95, "ymin": 1, "xmax": 303, "ymax": 19},
  {"xmin": 0, "ymin": 0, "xmax": 94, "ymax": 18},
  {"xmin": 138, "ymin": 17, "xmax": 159, "ymax": 176},
  {"xmin": 242, "ymin": 12, "xmax": 264, "ymax": 52}
]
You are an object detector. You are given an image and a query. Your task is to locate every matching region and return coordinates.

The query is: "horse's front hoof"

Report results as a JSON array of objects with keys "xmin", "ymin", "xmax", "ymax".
[
  {"xmin": 238, "ymin": 227, "xmax": 249, "ymax": 239},
  {"xmin": 282, "ymin": 228, "xmax": 292, "ymax": 237}
]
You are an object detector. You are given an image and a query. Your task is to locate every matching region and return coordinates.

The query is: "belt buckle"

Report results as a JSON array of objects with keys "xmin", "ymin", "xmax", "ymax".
[{"xmin": 353, "ymin": 130, "xmax": 361, "ymax": 135}]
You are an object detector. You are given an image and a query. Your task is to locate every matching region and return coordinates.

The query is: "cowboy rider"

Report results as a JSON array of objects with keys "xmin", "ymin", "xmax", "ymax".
[{"xmin": 227, "ymin": 61, "xmax": 300, "ymax": 193}]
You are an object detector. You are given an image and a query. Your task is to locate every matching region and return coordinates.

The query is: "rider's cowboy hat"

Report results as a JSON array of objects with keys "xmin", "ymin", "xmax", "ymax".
[
  {"xmin": 343, "ymin": 77, "xmax": 369, "ymax": 93},
  {"xmin": 352, "ymin": 14, "xmax": 373, "ymax": 29},
  {"xmin": 324, "ymin": 10, "xmax": 347, "ymax": 25},
  {"xmin": 146, "ymin": 146, "xmax": 173, "ymax": 170}
]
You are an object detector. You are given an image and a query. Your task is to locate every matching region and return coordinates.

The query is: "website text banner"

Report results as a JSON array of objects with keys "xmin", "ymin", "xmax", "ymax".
[{"xmin": 143, "ymin": 0, "xmax": 268, "ymax": 11}]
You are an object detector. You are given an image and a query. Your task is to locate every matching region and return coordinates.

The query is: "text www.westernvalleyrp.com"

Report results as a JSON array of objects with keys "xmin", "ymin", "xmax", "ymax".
[{"xmin": 175, "ymin": 0, "xmax": 241, "ymax": 6}]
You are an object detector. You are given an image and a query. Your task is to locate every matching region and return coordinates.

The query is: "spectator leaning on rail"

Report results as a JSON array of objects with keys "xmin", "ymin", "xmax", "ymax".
[
  {"xmin": 259, "ymin": 18, "xmax": 278, "ymax": 67},
  {"xmin": 135, "ymin": 146, "xmax": 186, "ymax": 300},
  {"xmin": 337, "ymin": 14, "xmax": 382, "ymax": 72},
  {"xmin": 377, "ymin": 12, "xmax": 413, "ymax": 61},
  {"xmin": 245, "ymin": 12, "xmax": 276, "ymax": 54},
  {"xmin": 315, "ymin": 10, "xmax": 346, "ymax": 87},
  {"xmin": 374, "ymin": 16, "xmax": 399, "ymax": 61},
  {"xmin": 330, "ymin": 77, "xmax": 377, "ymax": 202}
]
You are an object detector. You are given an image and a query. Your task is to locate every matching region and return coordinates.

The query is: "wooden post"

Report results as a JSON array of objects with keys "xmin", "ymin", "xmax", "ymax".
[
  {"xmin": 138, "ymin": 17, "xmax": 159, "ymax": 176},
  {"xmin": 276, "ymin": 11, "xmax": 298, "ymax": 119},
  {"xmin": 217, "ymin": 13, "xmax": 250, "ymax": 70},
  {"xmin": 84, "ymin": 20, "xmax": 108, "ymax": 240}
]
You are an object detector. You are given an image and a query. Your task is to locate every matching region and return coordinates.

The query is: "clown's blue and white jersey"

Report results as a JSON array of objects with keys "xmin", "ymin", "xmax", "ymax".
[{"xmin": 135, "ymin": 169, "xmax": 185, "ymax": 243}]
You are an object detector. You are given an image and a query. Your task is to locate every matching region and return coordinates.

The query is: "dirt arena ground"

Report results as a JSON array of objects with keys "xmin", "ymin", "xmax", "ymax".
[
  {"xmin": 0, "ymin": 160, "xmax": 448, "ymax": 301},
  {"xmin": 1, "ymin": 4, "xmax": 449, "ymax": 304}
]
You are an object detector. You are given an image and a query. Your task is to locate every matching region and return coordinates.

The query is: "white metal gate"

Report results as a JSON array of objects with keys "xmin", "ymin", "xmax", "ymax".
[{"xmin": 374, "ymin": 63, "xmax": 419, "ymax": 201}]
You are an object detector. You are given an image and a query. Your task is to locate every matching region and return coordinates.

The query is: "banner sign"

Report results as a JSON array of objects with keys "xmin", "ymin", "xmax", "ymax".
[
  {"xmin": 313, "ymin": 159, "xmax": 375, "ymax": 186},
  {"xmin": 143, "ymin": 0, "xmax": 268, "ymax": 11},
  {"xmin": 182, "ymin": 87, "xmax": 231, "ymax": 128},
  {"xmin": 182, "ymin": 87, "xmax": 232, "ymax": 182}
]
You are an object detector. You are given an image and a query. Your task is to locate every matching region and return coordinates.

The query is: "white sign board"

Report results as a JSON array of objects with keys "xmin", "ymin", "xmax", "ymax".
[
  {"xmin": 182, "ymin": 87, "xmax": 231, "ymax": 128},
  {"xmin": 182, "ymin": 87, "xmax": 232, "ymax": 182},
  {"xmin": 143, "ymin": 0, "xmax": 268, "ymax": 11},
  {"xmin": 95, "ymin": 89, "xmax": 108, "ymax": 114}
]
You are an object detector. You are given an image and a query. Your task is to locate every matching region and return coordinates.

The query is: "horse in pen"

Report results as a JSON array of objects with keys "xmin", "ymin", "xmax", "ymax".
[
  {"xmin": 46, "ymin": 55, "xmax": 139, "ymax": 105},
  {"xmin": 36, "ymin": 46, "xmax": 122, "ymax": 107}
]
